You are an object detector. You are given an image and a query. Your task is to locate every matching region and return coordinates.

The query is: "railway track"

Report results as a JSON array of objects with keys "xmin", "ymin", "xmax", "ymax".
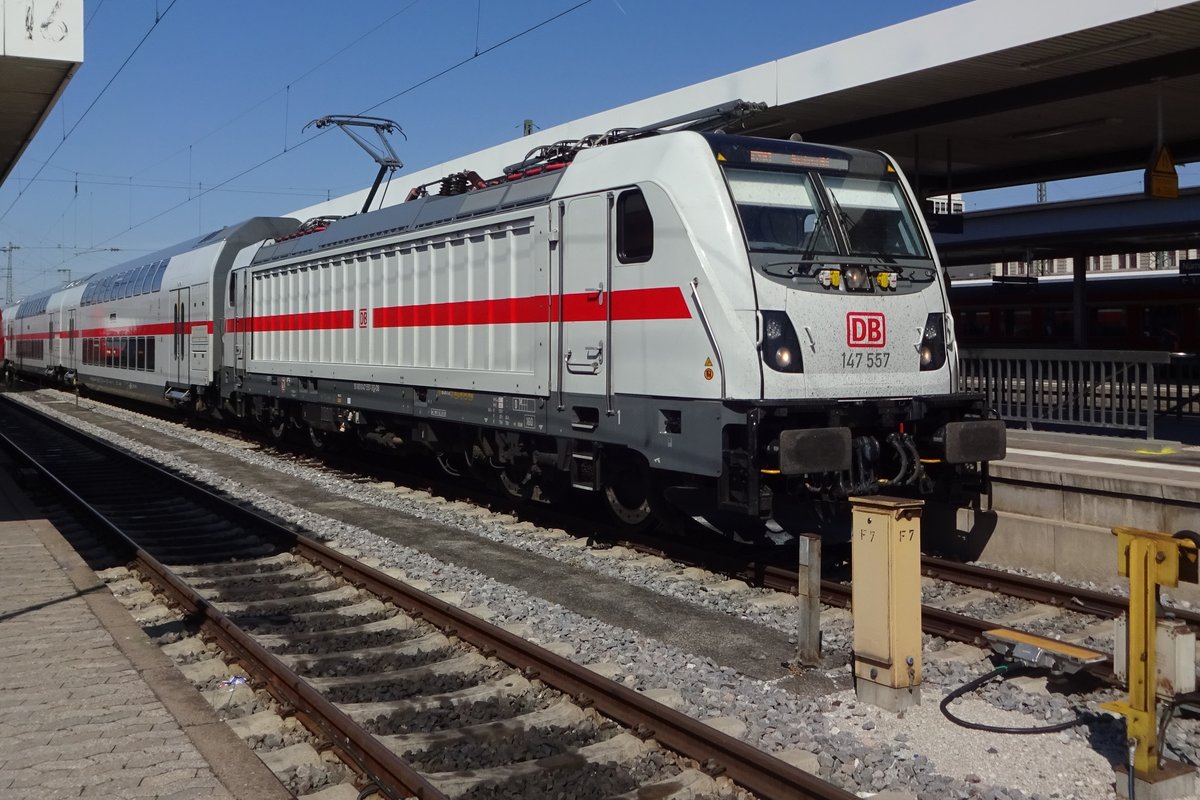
[
  {"xmin": 10, "ymin": 385, "xmax": 1175, "ymax": 682},
  {"xmin": 24, "ymin": 385, "xmax": 1189, "ymax": 635},
  {"xmin": 0, "ymin": 395, "xmax": 853, "ymax": 800},
  {"xmin": 593, "ymin": 529, "xmax": 1188, "ymax": 683}
]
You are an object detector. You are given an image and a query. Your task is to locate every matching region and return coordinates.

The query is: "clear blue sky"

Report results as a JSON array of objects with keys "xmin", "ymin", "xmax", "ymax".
[{"xmin": 0, "ymin": 0, "xmax": 1192, "ymax": 299}]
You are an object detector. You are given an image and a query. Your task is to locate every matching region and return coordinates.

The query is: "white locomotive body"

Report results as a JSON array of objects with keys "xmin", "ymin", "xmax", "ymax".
[{"xmin": 4, "ymin": 130, "xmax": 1004, "ymax": 537}]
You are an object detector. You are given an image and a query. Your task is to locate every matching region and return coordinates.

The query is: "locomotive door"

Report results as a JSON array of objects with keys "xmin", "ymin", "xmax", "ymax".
[
  {"xmin": 233, "ymin": 271, "xmax": 248, "ymax": 378},
  {"xmin": 171, "ymin": 287, "xmax": 190, "ymax": 385},
  {"xmin": 558, "ymin": 194, "xmax": 613, "ymax": 419}
]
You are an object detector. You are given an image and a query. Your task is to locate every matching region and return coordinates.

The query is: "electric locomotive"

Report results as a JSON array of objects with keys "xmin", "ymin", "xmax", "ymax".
[{"xmin": 3, "ymin": 127, "xmax": 1004, "ymax": 540}]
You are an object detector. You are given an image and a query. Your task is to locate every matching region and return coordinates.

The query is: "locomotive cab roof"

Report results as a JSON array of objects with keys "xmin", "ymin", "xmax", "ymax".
[
  {"xmin": 252, "ymin": 130, "xmax": 902, "ymax": 269},
  {"xmin": 699, "ymin": 133, "xmax": 893, "ymax": 177}
]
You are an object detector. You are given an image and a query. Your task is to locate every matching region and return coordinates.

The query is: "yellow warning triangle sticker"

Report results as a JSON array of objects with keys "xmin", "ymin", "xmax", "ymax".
[
  {"xmin": 716, "ymin": 153, "xmax": 726, "ymax": 161},
  {"xmin": 1152, "ymin": 145, "xmax": 1175, "ymax": 174},
  {"xmin": 704, "ymin": 357, "xmax": 713, "ymax": 367}
]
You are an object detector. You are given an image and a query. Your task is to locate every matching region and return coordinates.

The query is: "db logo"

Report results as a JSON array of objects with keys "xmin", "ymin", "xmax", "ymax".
[{"xmin": 847, "ymin": 312, "xmax": 885, "ymax": 348}]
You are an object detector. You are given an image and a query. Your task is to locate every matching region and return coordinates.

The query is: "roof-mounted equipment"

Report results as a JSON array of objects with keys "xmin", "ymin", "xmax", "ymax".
[
  {"xmin": 405, "ymin": 170, "xmax": 487, "ymax": 202},
  {"xmin": 404, "ymin": 99, "xmax": 769, "ymax": 203},
  {"xmin": 305, "ymin": 115, "xmax": 405, "ymax": 214},
  {"xmin": 273, "ymin": 216, "xmax": 342, "ymax": 243}
]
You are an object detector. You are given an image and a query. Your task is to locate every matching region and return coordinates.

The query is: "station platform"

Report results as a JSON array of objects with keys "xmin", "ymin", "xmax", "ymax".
[
  {"xmin": 946, "ymin": 424, "xmax": 1200, "ymax": 599},
  {"xmin": 0, "ymin": 454, "xmax": 288, "ymax": 799}
]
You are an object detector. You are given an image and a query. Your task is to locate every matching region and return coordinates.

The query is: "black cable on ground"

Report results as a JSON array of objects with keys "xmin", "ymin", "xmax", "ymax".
[
  {"xmin": 1157, "ymin": 690, "xmax": 1200, "ymax": 767},
  {"xmin": 939, "ymin": 665, "xmax": 1088, "ymax": 734}
]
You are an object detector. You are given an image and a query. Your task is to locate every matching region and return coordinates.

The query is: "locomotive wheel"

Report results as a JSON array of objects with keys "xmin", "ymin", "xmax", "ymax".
[
  {"xmin": 604, "ymin": 483, "xmax": 654, "ymax": 529},
  {"xmin": 308, "ymin": 426, "xmax": 324, "ymax": 449},
  {"xmin": 308, "ymin": 425, "xmax": 340, "ymax": 451},
  {"xmin": 602, "ymin": 454, "xmax": 656, "ymax": 531},
  {"xmin": 497, "ymin": 462, "xmax": 534, "ymax": 501}
]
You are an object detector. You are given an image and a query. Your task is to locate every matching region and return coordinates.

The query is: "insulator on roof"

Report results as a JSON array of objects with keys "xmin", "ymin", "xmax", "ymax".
[{"xmin": 438, "ymin": 170, "xmax": 486, "ymax": 196}]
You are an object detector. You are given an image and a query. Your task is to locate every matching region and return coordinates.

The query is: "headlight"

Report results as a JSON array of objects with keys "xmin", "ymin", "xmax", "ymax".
[
  {"xmin": 760, "ymin": 311, "xmax": 803, "ymax": 373},
  {"xmin": 843, "ymin": 265, "xmax": 869, "ymax": 291},
  {"xmin": 918, "ymin": 313, "xmax": 946, "ymax": 371}
]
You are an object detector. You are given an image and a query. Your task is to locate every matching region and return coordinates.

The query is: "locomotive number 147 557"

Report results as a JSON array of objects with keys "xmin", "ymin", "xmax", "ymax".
[{"xmin": 841, "ymin": 352, "xmax": 890, "ymax": 369}]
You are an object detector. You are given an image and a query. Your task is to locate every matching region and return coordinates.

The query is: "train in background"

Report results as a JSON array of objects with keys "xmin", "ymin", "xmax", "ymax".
[
  {"xmin": 949, "ymin": 268, "xmax": 1200, "ymax": 353},
  {"xmin": 2, "ymin": 118, "xmax": 1005, "ymax": 541}
]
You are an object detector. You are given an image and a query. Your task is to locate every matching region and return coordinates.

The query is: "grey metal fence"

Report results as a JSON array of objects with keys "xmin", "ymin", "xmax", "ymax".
[
  {"xmin": 1156, "ymin": 354, "xmax": 1200, "ymax": 423},
  {"xmin": 959, "ymin": 348, "xmax": 1177, "ymax": 439}
]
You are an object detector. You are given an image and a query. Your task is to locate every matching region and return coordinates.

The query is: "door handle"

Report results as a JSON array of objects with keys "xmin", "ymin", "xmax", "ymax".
[
  {"xmin": 565, "ymin": 341, "xmax": 604, "ymax": 374},
  {"xmin": 585, "ymin": 282, "xmax": 605, "ymax": 303}
]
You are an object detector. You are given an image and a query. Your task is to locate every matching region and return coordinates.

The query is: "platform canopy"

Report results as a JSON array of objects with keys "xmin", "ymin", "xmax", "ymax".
[
  {"xmin": 0, "ymin": 0, "xmax": 83, "ymax": 186},
  {"xmin": 299, "ymin": 0, "xmax": 1200, "ymax": 218},
  {"xmin": 740, "ymin": 0, "xmax": 1200, "ymax": 198}
]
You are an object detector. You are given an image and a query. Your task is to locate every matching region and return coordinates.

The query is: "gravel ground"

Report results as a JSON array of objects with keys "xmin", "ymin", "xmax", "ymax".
[{"xmin": 15, "ymin": 389, "xmax": 1196, "ymax": 799}]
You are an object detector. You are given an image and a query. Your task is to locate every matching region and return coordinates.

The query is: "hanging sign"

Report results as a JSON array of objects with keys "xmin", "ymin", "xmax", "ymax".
[{"xmin": 1144, "ymin": 145, "xmax": 1178, "ymax": 199}]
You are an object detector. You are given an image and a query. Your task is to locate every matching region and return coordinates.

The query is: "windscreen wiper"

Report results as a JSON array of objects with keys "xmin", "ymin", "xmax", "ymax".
[
  {"xmin": 800, "ymin": 210, "xmax": 833, "ymax": 262},
  {"xmin": 760, "ymin": 260, "xmax": 822, "ymax": 279}
]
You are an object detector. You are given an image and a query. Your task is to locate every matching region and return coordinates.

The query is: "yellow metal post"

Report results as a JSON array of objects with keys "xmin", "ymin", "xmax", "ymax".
[
  {"xmin": 850, "ymin": 495, "xmax": 923, "ymax": 712},
  {"xmin": 1101, "ymin": 526, "xmax": 1198, "ymax": 787}
]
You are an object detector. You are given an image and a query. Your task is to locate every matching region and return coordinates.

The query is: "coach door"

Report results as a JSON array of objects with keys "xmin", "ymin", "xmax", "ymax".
[
  {"xmin": 171, "ymin": 287, "xmax": 190, "ymax": 384},
  {"xmin": 66, "ymin": 310, "xmax": 76, "ymax": 371},
  {"xmin": 189, "ymin": 283, "xmax": 209, "ymax": 377},
  {"xmin": 558, "ymin": 194, "xmax": 613, "ymax": 423}
]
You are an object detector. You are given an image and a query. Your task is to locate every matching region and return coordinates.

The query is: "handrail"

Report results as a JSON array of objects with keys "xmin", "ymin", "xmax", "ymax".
[
  {"xmin": 963, "ymin": 347, "xmax": 1170, "ymax": 364},
  {"xmin": 959, "ymin": 348, "xmax": 1197, "ymax": 439},
  {"xmin": 689, "ymin": 277, "xmax": 726, "ymax": 399}
]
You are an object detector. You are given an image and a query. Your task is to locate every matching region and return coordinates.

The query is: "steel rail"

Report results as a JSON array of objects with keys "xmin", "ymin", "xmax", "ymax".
[
  {"xmin": 920, "ymin": 554, "xmax": 1200, "ymax": 627},
  {"xmin": 0, "ymin": 398, "xmax": 856, "ymax": 800},
  {"xmin": 296, "ymin": 535, "xmax": 856, "ymax": 800},
  {"xmin": 602, "ymin": 537, "xmax": 1126, "ymax": 679},
  {"xmin": 0, "ymin": 414, "xmax": 448, "ymax": 800}
]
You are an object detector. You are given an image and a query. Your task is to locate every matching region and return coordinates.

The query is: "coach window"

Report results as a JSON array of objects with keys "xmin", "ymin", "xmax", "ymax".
[
  {"xmin": 1091, "ymin": 307, "xmax": 1126, "ymax": 339},
  {"xmin": 1144, "ymin": 305, "xmax": 1180, "ymax": 350},
  {"xmin": 1002, "ymin": 309, "xmax": 1033, "ymax": 338},
  {"xmin": 150, "ymin": 260, "xmax": 169, "ymax": 291},
  {"xmin": 1048, "ymin": 309, "xmax": 1073, "ymax": 342},
  {"xmin": 617, "ymin": 189, "xmax": 653, "ymax": 264},
  {"xmin": 132, "ymin": 264, "xmax": 151, "ymax": 295}
]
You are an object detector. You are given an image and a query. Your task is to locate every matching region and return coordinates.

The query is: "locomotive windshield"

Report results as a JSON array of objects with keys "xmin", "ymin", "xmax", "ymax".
[
  {"xmin": 824, "ymin": 176, "xmax": 928, "ymax": 259},
  {"xmin": 725, "ymin": 169, "xmax": 837, "ymax": 255},
  {"xmin": 725, "ymin": 166, "xmax": 928, "ymax": 260}
]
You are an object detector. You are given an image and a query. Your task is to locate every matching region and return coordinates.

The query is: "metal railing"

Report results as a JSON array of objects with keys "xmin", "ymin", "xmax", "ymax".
[
  {"xmin": 1155, "ymin": 354, "xmax": 1200, "ymax": 423},
  {"xmin": 958, "ymin": 348, "xmax": 1188, "ymax": 439}
]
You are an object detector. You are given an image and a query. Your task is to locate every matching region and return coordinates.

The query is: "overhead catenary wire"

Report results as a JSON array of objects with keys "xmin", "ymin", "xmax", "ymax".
[
  {"xmin": 128, "ymin": 0, "xmax": 425, "ymax": 181},
  {"xmin": 5, "ymin": 0, "xmax": 597, "ymax": 294},
  {"xmin": 90, "ymin": 0, "xmax": 596, "ymax": 248},
  {"xmin": 0, "ymin": 0, "xmax": 183, "ymax": 227}
]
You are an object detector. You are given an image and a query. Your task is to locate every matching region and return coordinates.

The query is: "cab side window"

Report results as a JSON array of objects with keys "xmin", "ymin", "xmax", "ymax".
[{"xmin": 617, "ymin": 189, "xmax": 653, "ymax": 264}]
